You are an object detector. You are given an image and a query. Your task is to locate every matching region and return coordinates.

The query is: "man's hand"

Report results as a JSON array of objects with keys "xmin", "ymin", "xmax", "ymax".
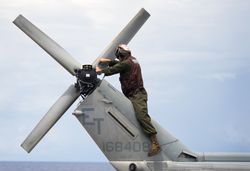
[
  {"xmin": 99, "ymin": 58, "xmax": 111, "ymax": 63},
  {"xmin": 96, "ymin": 58, "xmax": 111, "ymax": 75},
  {"xmin": 95, "ymin": 66, "xmax": 103, "ymax": 75}
]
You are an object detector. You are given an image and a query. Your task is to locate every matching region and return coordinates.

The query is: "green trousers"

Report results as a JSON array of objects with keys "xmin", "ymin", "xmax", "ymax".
[{"xmin": 129, "ymin": 89, "xmax": 157, "ymax": 135}]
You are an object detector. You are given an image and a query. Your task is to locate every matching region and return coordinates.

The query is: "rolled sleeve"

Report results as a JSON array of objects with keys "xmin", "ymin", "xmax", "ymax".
[{"xmin": 102, "ymin": 61, "xmax": 130, "ymax": 76}]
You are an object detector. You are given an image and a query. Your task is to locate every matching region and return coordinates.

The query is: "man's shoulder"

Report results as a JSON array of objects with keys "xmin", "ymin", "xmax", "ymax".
[
  {"xmin": 121, "ymin": 59, "xmax": 130, "ymax": 65},
  {"xmin": 117, "ymin": 59, "xmax": 130, "ymax": 72}
]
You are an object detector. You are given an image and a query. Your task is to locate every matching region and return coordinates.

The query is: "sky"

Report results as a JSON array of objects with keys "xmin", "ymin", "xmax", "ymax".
[{"xmin": 0, "ymin": 0, "xmax": 250, "ymax": 162}]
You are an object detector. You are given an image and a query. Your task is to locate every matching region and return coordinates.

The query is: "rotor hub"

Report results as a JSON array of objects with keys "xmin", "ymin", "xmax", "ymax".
[{"xmin": 75, "ymin": 65, "xmax": 99, "ymax": 98}]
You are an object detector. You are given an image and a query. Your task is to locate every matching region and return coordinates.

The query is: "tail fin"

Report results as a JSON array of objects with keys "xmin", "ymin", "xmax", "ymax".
[{"xmin": 74, "ymin": 80, "xmax": 196, "ymax": 162}]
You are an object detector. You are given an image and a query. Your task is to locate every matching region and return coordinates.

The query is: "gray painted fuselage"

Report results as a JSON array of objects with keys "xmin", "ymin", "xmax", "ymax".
[{"xmin": 74, "ymin": 80, "xmax": 250, "ymax": 171}]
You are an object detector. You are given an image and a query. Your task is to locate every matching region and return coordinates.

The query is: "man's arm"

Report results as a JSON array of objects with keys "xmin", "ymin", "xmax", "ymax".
[
  {"xmin": 96, "ymin": 59, "xmax": 130, "ymax": 76},
  {"xmin": 96, "ymin": 58, "xmax": 115, "ymax": 74},
  {"xmin": 99, "ymin": 58, "xmax": 112, "ymax": 63}
]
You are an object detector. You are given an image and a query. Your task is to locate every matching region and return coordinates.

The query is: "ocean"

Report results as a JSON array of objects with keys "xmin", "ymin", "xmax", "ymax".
[{"xmin": 0, "ymin": 162, "xmax": 115, "ymax": 171}]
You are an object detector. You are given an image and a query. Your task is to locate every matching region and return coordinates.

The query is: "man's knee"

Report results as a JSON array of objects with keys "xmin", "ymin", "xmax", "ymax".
[{"xmin": 136, "ymin": 112, "xmax": 151, "ymax": 123}]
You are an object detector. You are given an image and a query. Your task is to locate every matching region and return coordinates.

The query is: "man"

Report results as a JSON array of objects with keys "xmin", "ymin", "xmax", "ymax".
[{"xmin": 96, "ymin": 44, "xmax": 160, "ymax": 157}]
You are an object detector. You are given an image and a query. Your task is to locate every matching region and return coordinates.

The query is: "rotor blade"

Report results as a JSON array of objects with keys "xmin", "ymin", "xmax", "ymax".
[
  {"xmin": 13, "ymin": 15, "xmax": 81, "ymax": 76},
  {"xmin": 92, "ymin": 8, "xmax": 150, "ymax": 67},
  {"xmin": 21, "ymin": 85, "xmax": 80, "ymax": 153}
]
